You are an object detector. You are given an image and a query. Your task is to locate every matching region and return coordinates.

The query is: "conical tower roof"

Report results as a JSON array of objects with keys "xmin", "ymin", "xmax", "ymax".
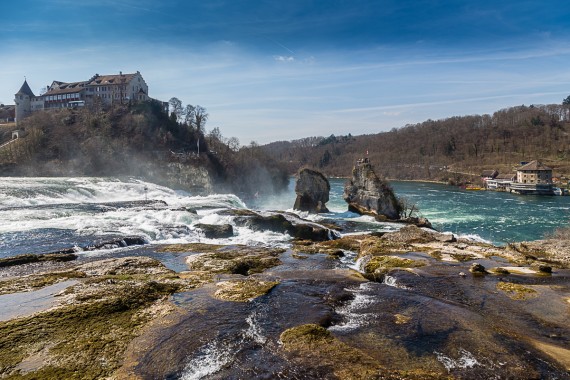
[{"xmin": 16, "ymin": 80, "xmax": 35, "ymax": 97}]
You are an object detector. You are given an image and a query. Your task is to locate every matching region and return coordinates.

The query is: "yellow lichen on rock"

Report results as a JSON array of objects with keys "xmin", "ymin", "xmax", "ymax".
[
  {"xmin": 496, "ymin": 281, "xmax": 538, "ymax": 300},
  {"xmin": 363, "ymin": 255, "xmax": 425, "ymax": 275},
  {"xmin": 156, "ymin": 243, "xmax": 224, "ymax": 253},
  {"xmin": 214, "ymin": 279, "xmax": 279, "ymax": 302},
  {"xmin": 279, "ymin": 324, "xmax": 445, "ymax": 379},
  {"xmin": 279, "ymin": 324, "xmax": 381, "ymax": 379},
  {"xmin": 394, "ymin": 314, "xmax": 412, "ymax": 324}
]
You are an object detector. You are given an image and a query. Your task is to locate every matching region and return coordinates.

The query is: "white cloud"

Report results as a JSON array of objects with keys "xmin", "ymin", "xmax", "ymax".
[{"xmin": 273, "ymin": 55, "xmax": 295, "ymax": 62}]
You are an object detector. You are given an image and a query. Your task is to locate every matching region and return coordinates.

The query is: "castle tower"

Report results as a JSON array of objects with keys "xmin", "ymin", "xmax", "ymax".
[{"xmin": 14, "ymin": 79, "xmax": 35, "ymax": 124}]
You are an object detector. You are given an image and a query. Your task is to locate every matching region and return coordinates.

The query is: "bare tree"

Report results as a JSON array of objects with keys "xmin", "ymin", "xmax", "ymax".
[
  {"xmin": 184, "ymin": 104, "xmax": 195, "ymax": 126},
  {"xmin": 194, "ymin": 105, "xmax": 208, "ymax": 133},
  {"xmin": 168, "ymin": 97, "xmax": 184, "ymax": 122},
  {"xmin": 182, "ymin": 104, "xmax": 207, "ymax": 132},
  {"xmin": 227, "ymin": 136, "xmax": 240, "ymax": 152}
]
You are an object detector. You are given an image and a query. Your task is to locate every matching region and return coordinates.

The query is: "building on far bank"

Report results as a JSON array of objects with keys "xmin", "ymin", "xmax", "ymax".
[
  {"xmin": 507, "ymin": 160, "xmax": 553, "ymax": 195},
  {"xmin": 14, "ymin": 71, "xmax": 152, "ymax": 124},
  {"xmin": 486, "ymin": 173, "xmax": 516, "ymax": 191},
  {"xmin": 480, "ymin": 170, "xmax": 498, "ymax": 181},
  {"xmin": 515, "ymin": 160, "xmax": 553, "ymax": 184}
]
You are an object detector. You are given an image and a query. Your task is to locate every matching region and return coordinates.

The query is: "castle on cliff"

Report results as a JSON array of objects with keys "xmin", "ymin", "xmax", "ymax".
[{"xmin": 14, "ymin": 71, "xmax": 150, "ymax": 124}]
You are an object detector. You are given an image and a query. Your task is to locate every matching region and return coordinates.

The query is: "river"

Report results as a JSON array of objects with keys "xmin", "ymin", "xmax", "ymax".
[{"xmin": 1, "ymin": 177, "xmax": 569, "ymax": 259}]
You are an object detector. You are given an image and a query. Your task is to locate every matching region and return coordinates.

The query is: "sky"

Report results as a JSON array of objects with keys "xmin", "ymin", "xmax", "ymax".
[{"xmin": 2, "ymin": 0, "xmax": 570, "ymax": 144}]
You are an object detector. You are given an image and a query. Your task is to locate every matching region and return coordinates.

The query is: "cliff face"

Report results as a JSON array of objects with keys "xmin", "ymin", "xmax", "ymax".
[
  {"xmin": 144, "ymin": 162, "xmax": 214, "ymax": 195},
  {"xmin": 343, "ymin": 160, "xmax": 401, "ymax": 220},
  {"xmin": 293, "ymin": 168, "xmax": 330, "ymax": 213}
]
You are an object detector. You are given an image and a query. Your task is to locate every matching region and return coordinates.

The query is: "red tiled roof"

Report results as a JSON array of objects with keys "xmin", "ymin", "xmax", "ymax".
[
  {"xmin": 87, "ymin": 73, "xmax": 136, "ymax": 86},
  {"xmin": 44, "ymin": 81, "xmax": 88, "ymax": 96}
]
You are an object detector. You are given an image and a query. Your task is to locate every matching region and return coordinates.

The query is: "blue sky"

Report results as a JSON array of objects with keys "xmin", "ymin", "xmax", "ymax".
[{"xmin": 2, "ymin": 0, "xmax": 570, "ymax": 144}]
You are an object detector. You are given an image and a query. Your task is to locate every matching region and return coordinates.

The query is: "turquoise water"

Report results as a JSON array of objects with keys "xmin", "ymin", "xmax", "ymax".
[
  {"xmin": 2, "ymin": 177, "xmax": 569, "ymax": 259},
  {"xmin": 390, "ymin": 181, "xmax": 570, "ymax": 244},
  {"xmin": 257, "ymin": 178, "xmax": 570, "ymax": 245}
]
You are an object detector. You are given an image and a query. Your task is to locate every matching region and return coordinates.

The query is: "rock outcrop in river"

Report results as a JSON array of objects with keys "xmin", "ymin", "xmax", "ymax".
[
  {"xmin": 343, "ymin": 159, "xmax": 401, "ymax": 220},
  {"xmin": 293, "ymin": 168, "xmax": 330, "ymax": 213}
]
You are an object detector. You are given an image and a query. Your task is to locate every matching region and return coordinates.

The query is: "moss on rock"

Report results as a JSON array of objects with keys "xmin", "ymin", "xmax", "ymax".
[
  {"xmin": 156, "ymin": 243, "xmax": 224, "ymax": 253},
  {"xmin": 359, "ymin": 237, "xmax": 410, "ymax": 257},
  {"xmin": 496, "ymin": 281, "xmax": 538, "ymax": 300},
  {"xmin": 280, "ymin": 324, "xmax": 380, "ymax": 379},
  {"xmin": 0, "ymin": 270, "xmax": 86, "ymax": 295},
  {"xmin": 381, "ymin": 225, "xmax": 437, "ymax": 244},
  {"xmin": 279, "ymin": 324, "xmax": 444, "ymax": 380},
  {"xmin": 214, "ymin": 279, "xmax": 279, "ymax": 302},
  {"xmin": 363, "ymin": 255, "xmax": 425, "ymax": 275},
  {"xmin": 0, "ymin": 281, "xmax": 180, "ymax": 379},
  {"xmin": 186, "ymin": 246, "xmax": 284, "ymax": 275},
  {"xmin": 450, "ymin": 252, "xmax": 478, "ymax": 262}
]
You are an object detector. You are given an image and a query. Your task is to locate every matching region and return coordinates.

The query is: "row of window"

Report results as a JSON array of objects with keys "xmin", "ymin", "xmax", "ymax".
[
  {"xmin": 86, "ymin": 85, "xmax": 128, "ymax": 92},
  {"xmin": 521, "ymin": 174, "xmax": 550, "ymax": 179},
  {"xmin": 45, "ymin": 93, "xmax": 81, "ymax": 101}
]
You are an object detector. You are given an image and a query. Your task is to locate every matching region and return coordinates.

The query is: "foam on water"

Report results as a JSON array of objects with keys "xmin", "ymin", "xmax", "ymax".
[
  {"xmin": 181, "ymin": 340, "xmax": 238, "ymax": 380},
  {"xmin": 0, "ymin": 178, "xmax": 296, "ymax": 257},
  {"xmin": 329, "ymin": 282, "xmax": 377, "ymax": 332},
  {"xmin": 434, "ymin": 348, "xmax": 482, "ymax": 371},
  {"xmin": 455, "ymin": 233, "xmax": 493, "ymax": 244},
  {"xmin": 2, "ymin": 176, "xmax": 569, "ymax": 257},
  {"xmin": 382, "ymin": 275, "xmax": 410, "ymax": 290},
  {"xmin": 244, "ymin": 309, "xmax": 267, "ymax": 345}
]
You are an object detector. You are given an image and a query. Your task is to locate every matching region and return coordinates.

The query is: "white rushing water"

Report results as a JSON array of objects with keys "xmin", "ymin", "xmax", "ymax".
[
  {"xmin": 0, "ymin": 177, "xmax": 296, "ymax": 256},
  {"xmin": 0, "ymin": 177, "xmax": 407, "ymax": 257}
]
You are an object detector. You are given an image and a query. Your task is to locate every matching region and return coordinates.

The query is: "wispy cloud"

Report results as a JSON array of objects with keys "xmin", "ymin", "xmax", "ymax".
[
  {"xmin": 332, "ymin": 92, "xmax": 570, "ymax": 114},
  {"xmin": 4, "ymin": 0, "xmax": 570, "ymax": 143},
  {"xmin": 274, "ymin": 55, "xmax": 295, "ymax": 62}
]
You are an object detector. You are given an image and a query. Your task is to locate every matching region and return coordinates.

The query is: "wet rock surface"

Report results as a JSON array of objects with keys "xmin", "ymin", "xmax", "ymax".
[
  {"xmin": 230, "ymin": 209, "xmax": 337, "ymax": 241},
  {"xmin": 0, "ymin": 252, "xmax": 77, "ymax": 268},
  {"xmin": 185, "ymin": 245, "xmax": 284, "ymax": 275},
  {"xmin": 508, "ymin": 239, "xmax": 570, "ymax": 268},
  {"xmin": 194, "ymin": 223, "xmax": 234, "ymax": 239},
  {"xmin": 1, "ymin": 226, "xmax": 570, "ymax": 379}
]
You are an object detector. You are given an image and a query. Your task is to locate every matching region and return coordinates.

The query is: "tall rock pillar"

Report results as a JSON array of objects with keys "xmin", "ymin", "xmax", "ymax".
[
  {"xmin": 343, "ymin": 159, "xmax": 401, "ymax": 220},
  {"xmin": 293, "ymin": 168, "xmax": 330, "ymax": 213}
]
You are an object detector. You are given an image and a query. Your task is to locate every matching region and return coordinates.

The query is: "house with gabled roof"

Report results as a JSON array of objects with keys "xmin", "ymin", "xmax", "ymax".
[
  {"xmin": 481, "ymin": 169, "xmax": 498, "ymax": 180},
  {"xmin": 508, "ymin": 160, "xmax": 554, "ymax": 195},
  {"xmin": 14, "ymin": 71, "xmax": 150, "ymax": 124},
  {"xmin": 515, "ymin": 160, "xmax": 552, "ymax": 184}
]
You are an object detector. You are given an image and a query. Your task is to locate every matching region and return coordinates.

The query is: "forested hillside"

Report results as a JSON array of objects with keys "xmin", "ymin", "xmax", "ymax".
[
  {"xmin": 0, "ymin": 100, "xmax": 288, "ymax": 195},
  {"xmin": 263, "ymin": 103, "xmax": 570, "ymax": 182}
]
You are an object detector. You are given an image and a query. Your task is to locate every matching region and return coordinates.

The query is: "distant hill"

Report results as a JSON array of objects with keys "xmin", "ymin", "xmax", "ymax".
[
  {"xmin": 0, "ymin": 104, "xmax": 15, "ymax": 122},
  {"xmin": 262, "ymin": 103, "xmax": 570, "ymax": 184}
]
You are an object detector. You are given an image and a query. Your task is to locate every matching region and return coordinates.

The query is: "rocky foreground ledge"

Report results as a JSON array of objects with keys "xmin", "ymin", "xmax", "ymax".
[{"xmin": 0, "ymin": 225, "xmax": 569, "ymax": 379}]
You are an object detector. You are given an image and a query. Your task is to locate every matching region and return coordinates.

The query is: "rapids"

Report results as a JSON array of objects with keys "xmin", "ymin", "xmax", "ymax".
[{"xmin": 2, "ymin": 177, "xmax": 568, "ymax": 259}]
